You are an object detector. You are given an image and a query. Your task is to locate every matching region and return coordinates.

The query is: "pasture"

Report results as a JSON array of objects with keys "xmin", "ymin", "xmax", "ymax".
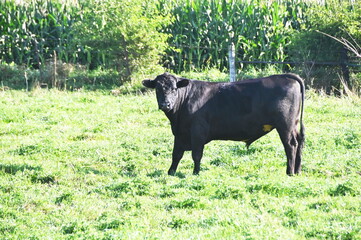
[{"xmin": 0, "ymin": 89, "xmax": 360, "ymax": 239}]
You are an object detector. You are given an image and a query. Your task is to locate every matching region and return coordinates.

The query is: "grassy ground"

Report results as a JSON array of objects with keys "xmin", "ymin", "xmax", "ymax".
[{"xmin": 0, "ymin": 89, "xmax": 360, "ymax": 239}]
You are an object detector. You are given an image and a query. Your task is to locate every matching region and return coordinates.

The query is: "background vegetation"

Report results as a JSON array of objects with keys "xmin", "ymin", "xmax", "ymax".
[
  {"xmin": 0, "ymin": 89, "xmax": 360, "ymax": 239},
  {"xmin": 161, "ymin": 0, "xmax": 308, "ymax": 71},
  {"xmin": 0, "ymin": 0, "xmax": 360, "ymax": 92},
  {"xmin": 0, "ymin": 1, "xmax": 360, "ymax": 238}
]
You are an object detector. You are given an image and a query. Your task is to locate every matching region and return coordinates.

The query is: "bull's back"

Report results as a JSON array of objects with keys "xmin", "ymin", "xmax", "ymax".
[{"xmin": 197, "ymin": 75, "xmax": 302, "ymax": 141}]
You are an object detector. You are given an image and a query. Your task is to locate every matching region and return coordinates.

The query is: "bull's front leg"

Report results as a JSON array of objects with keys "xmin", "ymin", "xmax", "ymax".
[
  {"xmin": 191, "ymin": 145, "xmax": 204, "ymax": 175},
  {"xmin": 168, "ymin": 138, "xmax": 184, "ymax": 176}
]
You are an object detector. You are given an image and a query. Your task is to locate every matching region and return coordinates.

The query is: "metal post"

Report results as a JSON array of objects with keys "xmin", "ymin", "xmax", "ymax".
[
  {"xmin": 340, "ymin": 47, "xmax": 350, "ymax": 91},
  {"xmin": 229, "ymin": 42, "xmax": 236, "ymax": 82}
]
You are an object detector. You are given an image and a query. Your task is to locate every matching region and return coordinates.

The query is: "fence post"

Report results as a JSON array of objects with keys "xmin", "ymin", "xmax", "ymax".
[
  {"xmin": 25, "ymin": 70, "xmax": 28, "ymax": 92},
  {"xmin": 340, "ymin": 47, "xmax": 350, "ymax": 91},
  {"xmin": 53, "ymin": 50, "xmax": 57, "ymax": 89},
  {"xmin": 229, "ymin": 42, "xmax": 236, "ymax": 82}
]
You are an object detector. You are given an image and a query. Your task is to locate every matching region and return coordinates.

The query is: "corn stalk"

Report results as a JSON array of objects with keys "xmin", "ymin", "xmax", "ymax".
[
  {"xmin": 0, "ymin": 0, "xmax": 81, "ymax": 68},
  {"xmin": 161, "ymin": 0, "xmax": 310, "ymax": 72}
]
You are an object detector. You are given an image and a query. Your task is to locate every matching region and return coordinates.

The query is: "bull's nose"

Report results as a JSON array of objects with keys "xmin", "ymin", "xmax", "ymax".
[{"xmin": 159, "ymin": 102, "xmax": 171, "ymax": 111}]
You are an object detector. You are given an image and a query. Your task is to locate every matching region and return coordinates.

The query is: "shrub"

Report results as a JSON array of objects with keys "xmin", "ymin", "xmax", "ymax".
[
  {"xmin": 72, "ymin": 0, "xmax": 170, "ymax": 83},
  {"xmin": 0, "ymin": 63, "xmax": 39, "ymax": 90},
  {"xmin": 287, "ymin": 0, "xmax": 361, "ymax": 91}
]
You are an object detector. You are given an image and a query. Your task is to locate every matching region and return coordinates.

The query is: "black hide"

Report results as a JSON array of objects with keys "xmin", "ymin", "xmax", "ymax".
[{"xmin": 143, "ymin": 72, "xmax": 305, "ymax": 175}]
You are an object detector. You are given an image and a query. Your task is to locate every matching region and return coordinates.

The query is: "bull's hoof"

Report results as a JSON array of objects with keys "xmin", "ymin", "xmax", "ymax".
[
  {"xmin": 193, "ymin": 171, "xmax": 200, "ymax": 175},
  {"xmin": 287, "ymin": 170, "xmax": 301, "ymax": 176},
  {"xmin": 168, "ymin": 169, "xmax": 176, "ymax": 176}
]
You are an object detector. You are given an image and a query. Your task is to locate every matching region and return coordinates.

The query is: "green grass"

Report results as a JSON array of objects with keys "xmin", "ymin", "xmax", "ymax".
[{"xmin": 0, "ymin": 89, "xmax": 360, "ymax": 239}]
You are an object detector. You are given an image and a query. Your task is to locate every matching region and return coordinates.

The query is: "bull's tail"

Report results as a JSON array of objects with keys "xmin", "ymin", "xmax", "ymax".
[
  {"xmin": 283, "ymin": 74, "xmax": 305, "ymax": 174},
  {"xmin": 284, "ymin": 73, "xmax": 305, "ymax": 147}
]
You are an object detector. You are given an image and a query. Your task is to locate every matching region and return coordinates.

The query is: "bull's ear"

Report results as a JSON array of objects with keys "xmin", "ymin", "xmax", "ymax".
[
  {"xmin": 142, "ymin": 79, "xmax": 156, "ymax": 88},
  {"xmin": 176, "ymin": 79, "xmax": 189, "ymax": 88}
]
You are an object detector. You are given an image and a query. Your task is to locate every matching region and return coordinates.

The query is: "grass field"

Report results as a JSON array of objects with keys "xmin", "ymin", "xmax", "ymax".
[{"xmin": 0, "ymin": 89, "xmax": 360, "ymax": 239}]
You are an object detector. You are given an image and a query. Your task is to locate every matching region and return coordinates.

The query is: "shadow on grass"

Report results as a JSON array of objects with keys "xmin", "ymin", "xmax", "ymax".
[
  {"xmin": 0, "ymin": 164, "xmax": 42, "ymax": 175},
  {"xmin": 174, "ymin": 172, "xmax": 186, "ymax": 179},
  {"xmin": 228, "ymin": 145, "xmax": 257, "ymax": 156}
]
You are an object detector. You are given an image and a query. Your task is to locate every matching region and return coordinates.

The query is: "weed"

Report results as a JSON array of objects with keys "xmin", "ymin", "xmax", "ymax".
[
  {"xmin": 305, "ymin": 229, "xmax": 357, "ymax": 239},
  {"xmin": 166, "ymin": 198, "xmax": 204, "ymax": 210},
  {"xmin": 30, "ymin": 172, "xmax": 56, "ymax": 184},
  {"xmin": 55, "ymin": 193, "xmax": 73, "ymax": 205},
  {"xmin": 158, "ymin": 187, "xmax": 176, "ymax": 198},
  {"xmin": 14, "ymin": 144, "xmax": 43, "ymax": 156},
  {"xmin": 210, "ymin": 158, "xmax": 224, "ymax": 166},
  {"xmin": 308, "ymin": 201, "xmax": 333, "ymax": 212},
  {"xmin": 335, "ymin": 130, "xmax": 360, "ymax": 149},
  {"xmin": 97, "ymin": 219, "xmax": 125, "ymax": 231},
  {"xmin": 146, "ymin": 169, "xmax": 164, "ymax": 178},
  {"xmin": 61, "ymin": 222, "xmax": 77, "ymax": 234},
  {"xmin": 247, "ymin": 181, "xmax": 322, "ymax": 198},
  {"xmin": 0, "ymin": 164, "xmax": 41, "ymax": 175},
  {"xmin": 283, "ymin": 208, "xmax": 299, "ymax": 228},
  {"xmin": 329, "ymin": 181, "xmax": 359, "ymax": 197},
  {"xmin": 119, "ymin": 163, "xmax": 137, "ymax": 177},
  {"xmin": 167, "ymin": 217, "xmax": 189, "ymax": 229},
  {"xmin": 188, "ymin": 180, "xmax": 206, "ymax": 191},
  {"xmin": 119, "ymin": 201, "xmax": 141, "ymax": 211},
  {"xmin": 105, "ymin": 182, "xmax": 132, "ymax": 197},
  {"xmin": 198, "ymin": 217, "xmax": 218, "ymax": 229},
  {"xmin": 213, "ymin": 187, "xmax": 244, "ymax": 200},
  {"xmin": 104, "ymin": 178, "xmax": 150, "ymax": 197}
]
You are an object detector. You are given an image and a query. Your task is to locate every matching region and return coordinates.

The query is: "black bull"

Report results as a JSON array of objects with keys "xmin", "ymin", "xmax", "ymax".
[{"xmin": 143, "ymin": 73, "xmax": 305, "ymax": 175}]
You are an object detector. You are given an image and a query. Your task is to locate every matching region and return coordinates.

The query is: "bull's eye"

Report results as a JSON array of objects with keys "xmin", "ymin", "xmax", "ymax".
[{"xmin": 165, "ymin": 88, "xmax": 176, "ymax": 94}]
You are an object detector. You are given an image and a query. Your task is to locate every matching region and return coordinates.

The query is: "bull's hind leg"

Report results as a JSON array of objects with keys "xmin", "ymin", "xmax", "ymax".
[
  {"xmin": 295, "ymin": 123, "xmax": 305, "ymax": 174},
  {"xmin": 294, "ymin": 139, "xmax": 302, "ymax": 174},
  {"xmin": 191, "ymin": 145, "xmax": 204, "ymax": 175},
  {"xmin": 191, "ymin": 122, "xmax": 208, "ymax": 175},
  {"xmin": 277, "ymin": 128, "xmax": 299, "ymax": 175}
]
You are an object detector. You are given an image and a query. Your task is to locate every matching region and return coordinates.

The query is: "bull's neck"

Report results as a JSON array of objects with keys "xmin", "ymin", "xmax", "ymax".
[{"xmin": 164, "ymin": 83, "xmax": 190, "ymax": 131}]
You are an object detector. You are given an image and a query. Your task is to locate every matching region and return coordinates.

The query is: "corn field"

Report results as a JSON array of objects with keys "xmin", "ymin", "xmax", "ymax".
[
  {"xmin": 0, "ymin": 0, "xmax": 360, "ymax": 81},
  {"xmin": 161, "ymin": 0, "xmax": 310, "ymax": 72},
  {"xmin": 0, "ymin": 0, "xmax": 81, "ymax": 68}
]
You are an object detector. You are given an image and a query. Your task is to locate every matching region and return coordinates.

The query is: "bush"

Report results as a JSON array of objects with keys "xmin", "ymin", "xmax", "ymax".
[
  {"xmin": 72, "ymin": 0, "xmax": 171, "ymax": 83},
  {"xmin": 0, "ymin": 62, "xmax": 126, "ymax": 90},
  {"xmin": 68, "ymin": 68, "xmax": 120, "ymax": 90},
  {"xmin": 0, "ymin": 63, "xmax": 39, "ymax": 90},
  {"xmin": 287, "ymin": 0, "xmax": 361, "ymax": 91}
]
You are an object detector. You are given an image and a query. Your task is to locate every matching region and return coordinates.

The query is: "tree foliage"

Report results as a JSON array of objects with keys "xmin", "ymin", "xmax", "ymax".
[
  {"xmin": 287, "ymin": 0, "xmax": 361, "ymax": 90},
  {"xmin": 289, "ymin": 0, "xmax": 361, "ymax": 63},
  {"xmin": 72, "ymin": 0, "xmax": 171, "ymax": 82}
]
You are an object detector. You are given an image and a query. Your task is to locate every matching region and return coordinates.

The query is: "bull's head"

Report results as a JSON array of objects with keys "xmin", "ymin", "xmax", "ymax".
[{"xmin": 142, "ymin": 73, "xmax": 189, "ymax": 112}]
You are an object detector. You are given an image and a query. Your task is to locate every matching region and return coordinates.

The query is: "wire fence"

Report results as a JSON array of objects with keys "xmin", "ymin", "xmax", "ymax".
[
  {"xmin": 165, "ymin": 44, "xmax": 361, "ymax": 72},
  {"xmin": 237, "ymin": 60, "xmax": 361, "ymax": 68}
]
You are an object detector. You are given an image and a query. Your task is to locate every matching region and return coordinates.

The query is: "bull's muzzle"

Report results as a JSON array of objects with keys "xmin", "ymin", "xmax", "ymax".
[{"xmin": 159, "ymin": 102, "xmax": 171, "ymax": 112}]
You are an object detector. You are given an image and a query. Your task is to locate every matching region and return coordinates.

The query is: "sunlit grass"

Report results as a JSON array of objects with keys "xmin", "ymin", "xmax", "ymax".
[{"xmin": 0, "ymin": 89, "xmax": 360, "ymax": 239}]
